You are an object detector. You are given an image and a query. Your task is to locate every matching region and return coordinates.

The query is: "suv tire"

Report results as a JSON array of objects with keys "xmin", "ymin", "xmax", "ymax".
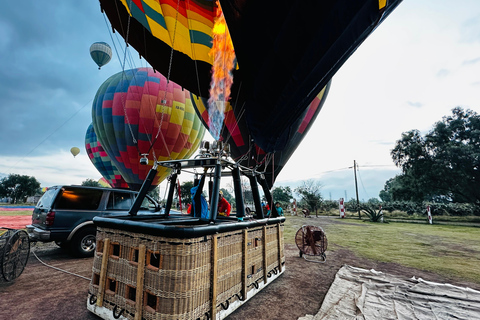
[{"xmin": 70, "ymin": 227, "xmax": 97, "ymax": 258}]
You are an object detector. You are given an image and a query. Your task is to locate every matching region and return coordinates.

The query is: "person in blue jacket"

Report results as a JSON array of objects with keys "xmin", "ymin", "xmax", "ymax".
[{"xmin": 191, "ymin": 168, "xmax": 209, "ymax": 219}]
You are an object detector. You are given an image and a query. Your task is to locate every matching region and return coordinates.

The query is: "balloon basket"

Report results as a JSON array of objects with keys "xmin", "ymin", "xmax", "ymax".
[
  {"xmin": 87, "ymin": 153, "xmax": 286, "ymax": 319},
  {"xmin": 86, "ymin": 217, "xmax": 285, "ymax": 320}
]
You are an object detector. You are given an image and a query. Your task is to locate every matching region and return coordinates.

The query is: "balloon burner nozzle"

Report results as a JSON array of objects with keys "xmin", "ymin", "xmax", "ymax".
[{"xmin": 140, "ymin": 154, "xmax": 149, "ymax": 165}]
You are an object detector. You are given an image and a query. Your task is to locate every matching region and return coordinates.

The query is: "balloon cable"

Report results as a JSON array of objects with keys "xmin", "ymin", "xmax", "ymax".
[{"xmin": 148, "ymin": 0, "xmax": 182, "ymax": 160}]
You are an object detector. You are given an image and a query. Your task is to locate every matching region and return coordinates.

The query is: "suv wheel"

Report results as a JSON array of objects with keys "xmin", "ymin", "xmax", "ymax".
[{"xmin": 70, "ymin": 227, "xmax": 96, "ymax": 257}]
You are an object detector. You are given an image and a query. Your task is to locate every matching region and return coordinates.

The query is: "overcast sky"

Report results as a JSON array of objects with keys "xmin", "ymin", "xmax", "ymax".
[{"xmin": 1, "ymin": 1, "xmax": 479, "ymax": 201}]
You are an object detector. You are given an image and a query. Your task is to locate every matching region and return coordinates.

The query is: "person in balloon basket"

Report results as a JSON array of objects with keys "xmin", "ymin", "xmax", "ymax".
[
  {"xmin": 262, "ymin": 202, "xmax": 271, "ymax": 217},
  {"xmin": 191, "ymin": 168, "xmax": 209, "ymax": 219},
  {"xmin": 217, "ymin": 190, "xmax": 231, "ymax": 217}
]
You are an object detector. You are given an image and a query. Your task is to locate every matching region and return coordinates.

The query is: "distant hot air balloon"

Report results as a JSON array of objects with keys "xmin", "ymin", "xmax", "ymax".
[
  {"xmin": 85, "ymin": 123, "xmax": 129, "ymax": 189},
  {"xmin": 98, "ymin": 0, "xmax": 402, "ymax": 187},
  {"xmin": 89, "ymin": 42, "xmax": 112, "ymax": 69},
  {"xmin": 70, "ymin": 147, "xmax": 80, "ymax": 157},
  {"xmin": 92, "ymin": 68, "xmax": 206, "ymax": 190}
]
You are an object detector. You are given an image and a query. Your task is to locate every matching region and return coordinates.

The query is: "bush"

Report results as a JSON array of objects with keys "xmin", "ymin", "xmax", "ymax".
[{"xmin": 361, "ymin": 205, "xmax": 384, "ymax": 222}]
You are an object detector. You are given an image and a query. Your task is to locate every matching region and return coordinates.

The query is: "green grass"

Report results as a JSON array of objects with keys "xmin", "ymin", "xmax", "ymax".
[
  {"xmin": 0, "ymin": 210, "xmax": 33, "ymax": 216},
  {"xmin": 284, "ymin": 215, "xmax": 480, "ymax": 283}
]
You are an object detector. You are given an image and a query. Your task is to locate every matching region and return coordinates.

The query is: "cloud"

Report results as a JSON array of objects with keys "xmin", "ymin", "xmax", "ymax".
[
  {"xmin": 406, "ymin": 101, "xmax": 424, "ymax": 108},
  {"xmin": 460, "ymin": 14, "xmax": 480, "ymax": 43},
  {"xmin": 462, "ymin": 57, "xmax": 480, "ymax": 65},
  {"xmin": 436, "ymin": 69, "xmax": 450, "ymax": 78},
  {"xmin": 0, "ymin": 2, "xmax": 135, "ymax": 158}
]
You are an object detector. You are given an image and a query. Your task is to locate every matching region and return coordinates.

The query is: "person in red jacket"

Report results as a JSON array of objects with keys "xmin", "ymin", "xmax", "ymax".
[{"xmin": 217, "ymin": 190, "xmax": 231, "ymax": 217}]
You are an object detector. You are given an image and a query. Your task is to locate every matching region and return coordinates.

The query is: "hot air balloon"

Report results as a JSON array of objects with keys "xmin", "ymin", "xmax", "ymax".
[
  {"xmin": 97, "ymin": 0, "xmax": 401, "ymax": 187},
  {"xmin": 92, "ymin": 68, "xmax": 206, "ymax": 190},
  {"xmin": 70, "ymin": 147, "xmax": 80, "ymax": 157},
  {"xmin": 89, "ymin": 42, "xmax": 112, "ymax": 69},
  {"xmin": 85, "ymin": 123, "xmax": 129, "ymax": 189},
  {"xmin": 98, "ymin": 177, "xmax": 112, "ymax": 188}
]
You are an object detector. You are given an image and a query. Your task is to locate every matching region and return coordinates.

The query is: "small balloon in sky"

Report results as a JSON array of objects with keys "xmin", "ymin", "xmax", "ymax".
[
  {"xmin": 89, "ymin": 42, "xmax": 112, "ymax": 69},
  {"xmin": 70, "ymin": 147, "xmax": 80, "ymax": 157}
]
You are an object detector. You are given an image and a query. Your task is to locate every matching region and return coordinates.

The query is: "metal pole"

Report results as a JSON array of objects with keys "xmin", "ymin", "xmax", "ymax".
[
  {"xmin": 249, "ymin": 175, "xmax": 264, "ymax": 218},
  {"xmin": 354, "ymin": 160, "xmax": 360, "ymax": 219},
  {"xmin": 129, "ymin": 166, "xmax": 157, "ymax": 216},
  {"xmin": 232, "ymin": 167, "xmax": 245, "ymax": 220},
  {"xmin": 258, "ymin": 175, "xmax": 278, "ymax": 217},
  {"xmin": 209, "ymin": 160, "xmax": 222, "ymax": 222},
  {"xmin": 164, "ymin": 172, "xmax": 178, "ymax": 216}
]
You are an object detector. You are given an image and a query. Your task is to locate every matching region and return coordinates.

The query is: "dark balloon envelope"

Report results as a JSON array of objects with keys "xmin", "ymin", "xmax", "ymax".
[
  {"xmin": 98, "ymin": 0, "xmax": 401, "ymax": 186},
  {"xmin": 85, "ymin": 123, "xmax": 129, "ymax": 189}
]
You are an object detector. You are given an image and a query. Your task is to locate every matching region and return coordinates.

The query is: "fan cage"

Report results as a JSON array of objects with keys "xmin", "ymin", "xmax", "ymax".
[
  {"xmin": 0, "ymin": 228, "xmax": 30, "ymax": 282},
  {"xmin": 294, "ymin": 225, "xmax": 327, "ymax": 262}
]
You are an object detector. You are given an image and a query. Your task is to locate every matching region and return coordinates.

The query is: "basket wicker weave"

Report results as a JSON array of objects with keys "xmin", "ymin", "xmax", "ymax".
[{"xmin": 87, "ymin": 222, "xmax": 285, "ymax": 320}]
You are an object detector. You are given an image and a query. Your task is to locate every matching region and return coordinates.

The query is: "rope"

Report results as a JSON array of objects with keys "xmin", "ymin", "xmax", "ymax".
[
  {"xmin": 148, "ymin": 0, "xmax": 182, "ymax": 161},
  {"xmin": 31, "ymin": 247, "xmax": 90, "ymax": 281}
]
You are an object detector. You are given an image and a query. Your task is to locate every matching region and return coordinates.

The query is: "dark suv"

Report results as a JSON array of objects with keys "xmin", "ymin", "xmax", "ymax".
[{"xmin": 26, "ymin": 185, "xmax": 161, "ymax": 257}]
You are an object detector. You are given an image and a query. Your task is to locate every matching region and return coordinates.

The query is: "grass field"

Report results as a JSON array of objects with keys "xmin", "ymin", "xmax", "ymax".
[
  {"xmin": 284, "ymin": 215, "xmax": 480, "ymax": 283},
  {"xmin": 0, "ymin": 210, "xmax": 33, "ymax": 216},
  {"xmin": 2, "ymin": 206, "xmax": 479, "ymax": 284}
]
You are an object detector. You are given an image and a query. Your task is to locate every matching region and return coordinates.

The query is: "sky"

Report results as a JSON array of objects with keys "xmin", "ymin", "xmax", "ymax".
[{"xmin": 1, "ymin": 1, "xmax": 479, "ymax": 202}]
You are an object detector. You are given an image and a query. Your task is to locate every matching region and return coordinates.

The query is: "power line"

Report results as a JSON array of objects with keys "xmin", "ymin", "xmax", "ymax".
[{"xmin": 6, "ymin": 99, "xmax": 92, "ymax": 173}]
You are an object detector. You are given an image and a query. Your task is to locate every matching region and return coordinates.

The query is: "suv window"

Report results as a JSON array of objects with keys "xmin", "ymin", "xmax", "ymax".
[
  {"xmin": 37, "ymin": 188, "xmax": 58, "ymax": 208},
  {"xmin": 107, "ymin": 191, "xmax": 133, "ymax": 210},
  {"xmin": 56, "ymin": 188, "xmax": 103, "ymax": 210},
  {"xmin": 139, "ymin": 196, "xmax": 155, "ymax": 210}
]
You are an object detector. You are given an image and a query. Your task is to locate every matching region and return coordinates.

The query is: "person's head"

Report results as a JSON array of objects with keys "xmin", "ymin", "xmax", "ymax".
[
  {"xmin": 219, "ymin": 190, "xmax": 224, "ymax": 199},
  {"xmin": 275, "ymin": 202, "xmax": 281, "ymax": 207}
]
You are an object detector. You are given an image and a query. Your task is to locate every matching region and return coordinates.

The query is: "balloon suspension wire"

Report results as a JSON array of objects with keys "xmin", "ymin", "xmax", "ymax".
[
  {"xmin": 185, "ymin": 0, "xmax": 203, "ymax": 97},
  {"xmin": 148, "ymin": 0, "xmax": 182, "ymax": 161},
  {"xmin": 112, "ymin": 0, "xmax": 139, "ymax": 150}
]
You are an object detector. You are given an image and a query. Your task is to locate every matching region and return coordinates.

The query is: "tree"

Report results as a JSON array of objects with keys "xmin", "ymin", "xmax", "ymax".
[
  {"xmin": 389, "ymin": 107, "xmax": 480, "ymax": 204},
  {"xmin": 82, "ymin": 179, "xmax": 101, "ymax": 187},
  {"xmin": 295, "ymin": 180, "xmax": 323, "ymax": 214},
  {"xmin": 0, "ymin": 174, "xmax": 41, "ymax": 204},
  {"xmin": 272, "ymin": 186, "xmax": 293, "ymax": 205},
  {"xmin": 178, "ymin": 181, "xmax": 195, "ymax": 205}
]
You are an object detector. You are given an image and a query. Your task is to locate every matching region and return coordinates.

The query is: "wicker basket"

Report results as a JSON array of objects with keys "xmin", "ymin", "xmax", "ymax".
[{"xmin": 87, "ymin": 221, "xmax": 285, "ymax": 320}]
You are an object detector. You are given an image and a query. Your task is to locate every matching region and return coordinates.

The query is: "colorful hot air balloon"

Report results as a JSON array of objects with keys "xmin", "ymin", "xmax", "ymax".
[
  {"xmin": 97, "ymin": 0, "xmax": 402, "ymax": 187},
  {"xmin": 90, "ymin": 42, "xmax": 112, "ymax": 69},
  {"xmin": 92, "ymin": 68, "xmax": 206, "ymax": 190},
  {"xmin": 70, "ymin": 147, "xmax": 80, "ymax": 157},
  {"xmin": 85, "ymin": 123, "xmax": 129, "ymax": 189},
  {"xmin": 98, "ymin": 177, "xmax": 112, "ymax": 188}
]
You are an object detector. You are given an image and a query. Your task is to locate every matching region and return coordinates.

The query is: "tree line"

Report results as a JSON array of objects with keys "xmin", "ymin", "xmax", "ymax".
[{"xmin": 381, "ymin": 107, "xmax": 480, "ymax": 205}]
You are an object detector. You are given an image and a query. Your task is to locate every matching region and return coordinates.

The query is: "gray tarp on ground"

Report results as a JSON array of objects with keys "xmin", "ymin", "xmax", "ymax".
[{"xmin": 299, "ymin": 265, "xmax": 480, "ymax": 320}]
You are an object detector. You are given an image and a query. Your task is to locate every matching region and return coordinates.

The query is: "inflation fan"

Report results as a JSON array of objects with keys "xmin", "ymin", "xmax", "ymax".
[
  {"xmin": 0, "ymin": 228, "xmax": 30, "ymax": 282},
  {"xmin": 295, "ymin": 225, "xmax": 328, "ymax": 263}
]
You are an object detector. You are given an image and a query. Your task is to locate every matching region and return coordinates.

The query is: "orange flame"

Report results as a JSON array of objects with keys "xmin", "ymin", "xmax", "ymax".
[{"xmin": 208, "ymin": 1, "xmax": 236, "ymax": 139}]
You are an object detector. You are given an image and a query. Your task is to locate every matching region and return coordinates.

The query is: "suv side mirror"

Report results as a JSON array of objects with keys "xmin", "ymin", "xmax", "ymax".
[{"xmin": 149, "ymin": 203, "xmax": 161, "ymax": 212}]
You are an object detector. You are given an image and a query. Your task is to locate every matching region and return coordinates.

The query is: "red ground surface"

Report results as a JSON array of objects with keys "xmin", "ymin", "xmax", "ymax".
[{"xmin": 0, "ymin": 215, "xmax": 32, "ymax": 229}]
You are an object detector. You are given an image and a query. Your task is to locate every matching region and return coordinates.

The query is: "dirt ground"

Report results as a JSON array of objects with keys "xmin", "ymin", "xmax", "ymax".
[{"xmin": 1, "ymin": 219, "xmax": 480, "ymax": 320}]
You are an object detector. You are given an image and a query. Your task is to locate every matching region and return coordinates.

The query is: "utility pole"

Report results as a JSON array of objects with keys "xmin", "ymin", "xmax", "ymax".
[{"xmin": 354, "ymin": 160, "xmax": 360, "ymax": 219}]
